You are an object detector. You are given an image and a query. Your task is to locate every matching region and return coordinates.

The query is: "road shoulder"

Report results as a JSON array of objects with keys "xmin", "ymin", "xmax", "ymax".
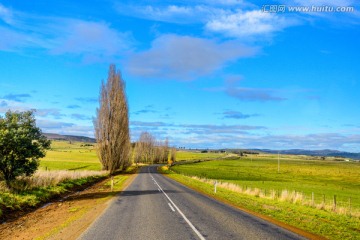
[
  {"xmin": 160, "ymin": 166, "xmax": 324, "ymax": 240},
  {"xmin": 0, "ymin": 172, "xmax": 138, "ymax": 240}
]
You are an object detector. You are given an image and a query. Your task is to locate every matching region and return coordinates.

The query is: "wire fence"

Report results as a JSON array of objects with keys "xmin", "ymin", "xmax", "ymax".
[{"xmin": 187, "ymin": 175, "xmax": 359, "ymax": 217}]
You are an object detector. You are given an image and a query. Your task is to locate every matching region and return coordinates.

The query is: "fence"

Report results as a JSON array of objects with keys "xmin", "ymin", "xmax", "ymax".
[{"xmin": 188, "ymin": 175, "xmax": 359, "ymax": 217}]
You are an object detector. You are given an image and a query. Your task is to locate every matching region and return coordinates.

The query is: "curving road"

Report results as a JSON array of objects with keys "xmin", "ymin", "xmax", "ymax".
[{"xmin": 79, "ymin": 165, "xmax": 306, "ymax": 240}]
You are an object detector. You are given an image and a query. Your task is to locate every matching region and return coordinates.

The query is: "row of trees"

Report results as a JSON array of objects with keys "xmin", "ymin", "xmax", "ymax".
[
  {"xmin": 134, "ymin": 132, "xmax": 176, "ymax": 164},
  {"xmin": 0, "ymin": 64, "xmax": 173, "ymax": 189},
  {"xmin": 94, "ymin": 65, "xmax": 176, "ymax": 173}
]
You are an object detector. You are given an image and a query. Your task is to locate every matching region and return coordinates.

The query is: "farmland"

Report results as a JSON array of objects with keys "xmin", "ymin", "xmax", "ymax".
[
  {"xmin": 165, "ymin": 153, "xmax": 360, "ymax": 239},
  {"xmin": 0, "ymin": 140, "xmax": 130, "ymax": 220},
  {"xmin": 175, "ymin": 150, "xmax": 228, "ymax": 161},
  {"xmin": 2, "ymin": 141, "xmax": 360, "ymax": 239},
  {"xmin": 172, "ymin": 154, "xmax": 360, "ymax": 210},
  {"xmin": 39, "ymin": 140, "xmax": 101, "ymax": 171}
]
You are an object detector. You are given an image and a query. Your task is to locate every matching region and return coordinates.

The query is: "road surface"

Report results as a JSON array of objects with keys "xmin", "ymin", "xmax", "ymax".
[{"xmin": 79, "ymin": 165, "xmax": 306, "ymax": 240}]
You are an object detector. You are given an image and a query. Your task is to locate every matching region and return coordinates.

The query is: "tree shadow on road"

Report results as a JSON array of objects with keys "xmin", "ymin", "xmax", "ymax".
[
  {"xmin": 61, "ymin": 189, "xmax": 181, "ymax": 203},
  {"xmin": 119, "ymin": 189, "xmax": 179, "ymax": 197}
]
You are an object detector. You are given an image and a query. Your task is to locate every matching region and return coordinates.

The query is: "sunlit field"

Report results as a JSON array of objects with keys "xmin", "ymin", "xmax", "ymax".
[
  {"xmin": 40, "ymin": 140, "xmax": 101, "ymax": 171},
  {"xmin": 172, "ymin": 154, "xmax": 360, "ymax": 210},
  {"xmin": 164, "ymin": 153, "xmax": 360, "ymax": 239},
  {"xmin": 176, "ymin": 150, "xmax": 228, "ymax": 161}
]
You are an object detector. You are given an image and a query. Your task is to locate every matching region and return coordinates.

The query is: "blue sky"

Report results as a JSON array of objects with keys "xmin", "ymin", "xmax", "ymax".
[{"xmin": 0, "ymin": 0, "xmax": 359, "ymax": 151}]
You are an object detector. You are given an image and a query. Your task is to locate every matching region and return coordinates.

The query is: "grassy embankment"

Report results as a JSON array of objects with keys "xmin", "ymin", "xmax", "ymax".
[
  {"xmin": 162, "ymin": 152, "xmax": 360, "ymax": 239},
  {"xmin": 0, "ymin": 140, "xmax": 134, "ymax": 219}
]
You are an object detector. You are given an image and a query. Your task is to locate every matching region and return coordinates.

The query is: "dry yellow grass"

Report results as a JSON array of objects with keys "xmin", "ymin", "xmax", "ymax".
[
  {"xmin": 0, "ymin": 170, "xmax": 108, "ymax": 191},
  {"xmin": 189, "ymin": 175, "xmax": 360, "ymax": 217}
]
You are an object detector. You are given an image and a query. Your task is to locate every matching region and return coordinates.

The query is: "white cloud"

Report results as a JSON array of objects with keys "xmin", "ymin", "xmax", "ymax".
[
  {"xmin": 129, "ymin": 120, "xmax": 360, "ymax": 151},
  {"xmin": 279, "ymin": 0, "xmax": 360, "ymax": 22},
  {"xmin": 0, "ymin": 5, "xmax": 133, "ymax": 61},
  {"xmin": 206, "ymin": 9, "xmax": 297, "ymax": 38},
  {"xmin": 291, "ymin": 0, "xmax": 355, "ymax": 6},
  {"xmin": 35, "ymin": 108, "xmax": 65, "ymax": 119},
  {"xmin": 115, "ymin": 3, "xmax": 300, "ymax": 39},
  {"xmin": 0, "ymin": 98, "xmax": 30, "ymax": 113},
  {"xmin": 0, "ymin": 26, "xmax": 38, "ymax": 51},
  {"xmin": 116, "ymin": 4, "xmax": 218, "ymax": 24},
  {"xmin": 50, "ymin": 20, "xmax": 132, "ymax": 58},
  {"xmin": 204, "ymin": 0, "xmax": 248, "ymax": 6},
  {"xmin": 37, "ymin": 119, "xmax": 94, "ymax": 137},
  {"xmin": 126, "ymin": 34, "xmax": 258, "ymax": 80},
  {"xmin": 0, "ymin": 4, "xmax": 13, "ymax": 24},
  {"xmin": 206, "ymin": 76, "xmax": 287, "ymax": 101},
  {"xmin": 226, "ymin": 87, "xmax": 287, "ymax": 101}
]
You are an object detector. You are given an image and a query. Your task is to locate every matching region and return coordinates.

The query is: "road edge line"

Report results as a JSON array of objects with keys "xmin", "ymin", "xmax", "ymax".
[
  {"xmin": 149, "ymin": 168, "xmax": 206, "ymax": 240},
  {"xmin": 160, "ymin": 170, "xmax": 325, "ymax": 240},
  {"xmin": 76, "ymin": 169, "xmax": 140, "ymax": 239}
]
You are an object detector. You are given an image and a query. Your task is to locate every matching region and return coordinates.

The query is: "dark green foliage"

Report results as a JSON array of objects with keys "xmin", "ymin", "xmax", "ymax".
[{"xmin": 0, "ymin": 110, "xmax": 51, "ymax": 187}]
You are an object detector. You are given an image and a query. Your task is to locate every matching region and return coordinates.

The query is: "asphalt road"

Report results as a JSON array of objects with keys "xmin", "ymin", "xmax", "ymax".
[{"xmin": 79, "ymin": 165, "xmax": 306, "ymax": 240}]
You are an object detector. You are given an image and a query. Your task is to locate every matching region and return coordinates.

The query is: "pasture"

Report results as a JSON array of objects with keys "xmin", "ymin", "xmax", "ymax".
[
  {"xmin": 175, "ymin": 150, "xmax": 228, "ymax": 161},
  {"xmin": 1, "ymin": 141, "xmax": 104, "ymax": 219},
  {"xmin": 40, "ymin": 140, "xmax": 101, "ymax": 171},
  {"xmin": 167, "ymin": 153, "xmax": 360, "ymax": 239},
  {"xmin": 171, "ymin": 154, "xmax": 360, "ymax": 211}
]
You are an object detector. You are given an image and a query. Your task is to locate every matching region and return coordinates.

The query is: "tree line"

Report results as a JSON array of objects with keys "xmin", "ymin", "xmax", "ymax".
[
  {"xmin": 94, "ymin": 64, "xmax": 176, "ymax": 174},
  {"xmin": 133, "ymin": 131, "xmax": 176, "ymax": 165},
  {"xmin": 0, "ymin": 64, "xmax": 175, "ymax": 189}
]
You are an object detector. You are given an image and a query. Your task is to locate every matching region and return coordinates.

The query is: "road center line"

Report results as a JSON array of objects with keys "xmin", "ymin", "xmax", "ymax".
[
  {"xmin": 168, "ymin": 202, "xmax": 176, "ymax": 212},
  {"xmin": 148, "ymin": 167, "xmax": 206, "ymax": 240}
]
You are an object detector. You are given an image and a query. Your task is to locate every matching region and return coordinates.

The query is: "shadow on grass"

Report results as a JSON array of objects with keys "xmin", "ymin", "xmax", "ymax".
[{"xmin": 68, "ymin": 165, "xmax": 90, "ymax": 171}]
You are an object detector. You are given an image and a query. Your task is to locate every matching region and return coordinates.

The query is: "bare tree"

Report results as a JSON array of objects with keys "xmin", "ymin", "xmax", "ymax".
[
  {"xmin": 158, "ymin": 138, "xmax": 169, "ymax": 163},
  {"xmin": 93, "ymin": 64, "xmax": 131, "ymax": 174},
  {"xmin": 134, "ymin": 132, "xmax": 170, "ymax": 164},
  {"xmin": 135, "ymin": 132, "xmax": 155, "ymax": 164},
  {"xmin": 170, "ymin": 148, "xmax": 176, "ymax": 164}
]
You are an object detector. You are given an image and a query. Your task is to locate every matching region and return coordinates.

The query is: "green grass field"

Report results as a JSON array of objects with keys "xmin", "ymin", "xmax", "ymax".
[
  {"xmin": 1, "ymin": 141, "xmax": 103, "ymax": 218},
  {"xmin": 0, "ymin": 140, "xmax": 138, "ymax": 219},
  {"xmin": 172, "ymin": 154, "xmax": 360, "ymax": 210},
  {"xmin": 167, "ymin": 154, "xmax": 360, "ymax": 239},
  {"xmin": 41, "ymin": 143, "xmax": 227, "ymax": 170},
  {"xmin": 175, "ymin": 150, "xmax": 228, "ymax": 161},
  {"xmin": 40, "ymin": 140, "xmax": 101, "ymax": 171}
]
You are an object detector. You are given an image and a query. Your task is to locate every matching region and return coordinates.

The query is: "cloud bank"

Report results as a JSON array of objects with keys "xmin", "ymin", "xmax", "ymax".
[
  {"xmin": 127, "ymin": 34, "xmax": 258, "ymax": 80},
  {"xmin": 0, "ymin": 4, "xmax": 133, "ymax": 61}
]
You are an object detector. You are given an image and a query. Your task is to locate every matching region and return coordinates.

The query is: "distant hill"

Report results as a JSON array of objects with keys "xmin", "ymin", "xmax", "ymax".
[
  {"xmin": 44, "ymin": 133, "xmax": 96, "ymax": 143},
  {"xmin": 253, "ymin": 149, "xmax": 360, "ymax": 160}
]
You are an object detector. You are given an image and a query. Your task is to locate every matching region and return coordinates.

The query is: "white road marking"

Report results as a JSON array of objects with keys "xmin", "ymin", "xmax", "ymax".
[
  {"xmin": 168, "ymin": 202, "xmax": 176, "ymax": 212},
  {"xmin": 148, "ymin": 167, "xmax": 206, "ymax": 240}
]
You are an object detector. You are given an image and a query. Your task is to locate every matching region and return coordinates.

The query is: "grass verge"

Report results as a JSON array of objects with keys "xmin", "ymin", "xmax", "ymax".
[
  {"xmin": 0, "ymin": 175, "xmax": 105, "ymax": 221},
  {"xmin": 160, "ymin": 166, "xmax": 360, "ymax": 240},
  {"xmin": 34, "ymin": 168, "xmax": 138, "ymax": 240},
  {"xmin": 0, "ymin": 166, "xmax": 138, "ymax": 221}
]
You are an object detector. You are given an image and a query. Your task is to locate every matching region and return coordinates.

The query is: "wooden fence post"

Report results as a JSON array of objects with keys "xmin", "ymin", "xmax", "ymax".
[
  {"xmin": 349, "ymin": 197, "xmax": 352, "ymax": 216},
  {"xmin": 111, "ymin": 176, "xmax": 114, "ymax": 192},
  {"xmin": 333, "ymin": 195, "xmax": 337, "ymax": 211},
  {"xmin": 312, "ymin": 192, "xmax": 314, "ymax": 207},
  {"xmin": 214, "ymin": 180, "xmax": 217, "ymax": 194}
]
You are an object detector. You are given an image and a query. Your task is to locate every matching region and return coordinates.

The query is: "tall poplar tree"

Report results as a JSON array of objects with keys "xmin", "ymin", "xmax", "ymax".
[{"xmin": 94, "ymin": 65, "xmax": 131, "ymax": 174}]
